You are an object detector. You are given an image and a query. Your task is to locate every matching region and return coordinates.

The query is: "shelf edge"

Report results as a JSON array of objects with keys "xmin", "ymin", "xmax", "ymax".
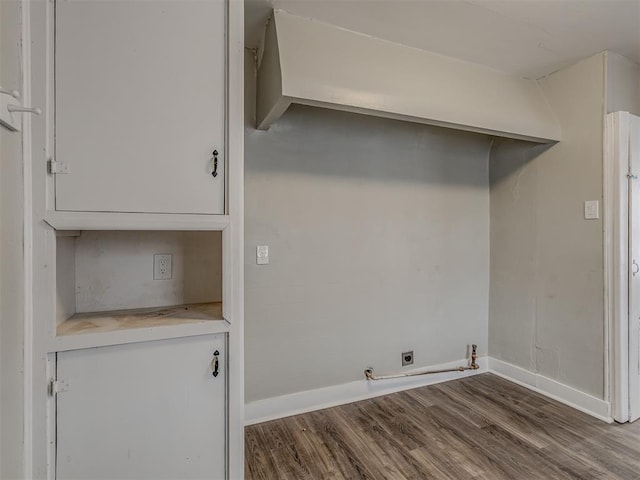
[
  {"xmin": 45, "ymin": 211, "xmax": 231, "ymax": 231},
  {"xmin": 48, "ymin": 319, "xmax": 230, "ymax": 352}
]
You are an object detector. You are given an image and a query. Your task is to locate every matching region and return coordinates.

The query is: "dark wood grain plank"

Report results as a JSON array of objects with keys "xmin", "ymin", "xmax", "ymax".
[
  {"xmin": 305, "ymin": 408, "xmax": 382, "ymax": 480},
  {"xmin": 343, "ymin": 401, "xmax": 453, "ymax": 480},
  {"xmin": 245, "ymin": 373, "xmax": 640, "ymax": 480},
  {"xmin": 287, "ymin": 416, "xmax": 343, "ymax": 479},
  {"xmin": 244, "ymin": 422, "xmax": 281, "ymax": 480}
]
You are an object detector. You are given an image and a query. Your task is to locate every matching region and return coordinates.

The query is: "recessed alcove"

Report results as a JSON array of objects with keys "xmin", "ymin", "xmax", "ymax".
[{"xmin": 55, "ymin": 230, "xmax": 223, "ymax": 337}]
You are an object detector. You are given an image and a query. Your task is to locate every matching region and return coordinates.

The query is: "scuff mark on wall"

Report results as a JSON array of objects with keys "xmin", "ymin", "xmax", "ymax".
[
  {"xmin": 510, "ymin": 161, "xmax": 529, "ymax": 202},
  {"xmin": 508, "ymin": 142, "xmax": 553, "ymax": 203},
  {"xmin": 535, "ymin": 346, "xmax": 560, "ymax": 377},
  {"xmin": 531, "ymin": 295, "xmax": 538, "ymax": 372}
]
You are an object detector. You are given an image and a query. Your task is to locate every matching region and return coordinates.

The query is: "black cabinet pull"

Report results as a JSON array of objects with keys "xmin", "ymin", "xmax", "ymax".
[
  {"xmin": 211, "ymin": 350, "xmax": 220, "ymax": 377},
  {"xmin": 211, "ymin": 150, "xmax": 218, "ymax": 178}
]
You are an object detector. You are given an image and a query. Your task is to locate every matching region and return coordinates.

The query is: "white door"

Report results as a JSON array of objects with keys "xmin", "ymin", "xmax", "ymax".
[
  {"xmin": 54, "ymin": 0, "xmax": 225, "ymax": 215},
  {"xmin": 56, "ymin": 334, "xmax": 226, "ymax": 480},
  {"xmin": 629, "ymin": 114, "xmax": 640, "ymax": 421}
]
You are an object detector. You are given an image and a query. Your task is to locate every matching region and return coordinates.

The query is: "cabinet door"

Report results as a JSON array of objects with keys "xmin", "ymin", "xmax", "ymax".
[
  {"xmin": 55, "ymin": 0, "xmax": 225, "ymax": 215},
  {"xmin": 56, "ymin": 334, "xmax": 226, "ymax": 480}
]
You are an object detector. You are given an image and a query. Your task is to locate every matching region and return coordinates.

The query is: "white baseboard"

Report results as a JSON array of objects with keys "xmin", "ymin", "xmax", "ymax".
[
  {"xmin": 245, "ymin": 356, "xmax": 612, "ymax": 425},
  {"xmin": 245, "ymin": 357, "xmax": 488, "ymax": 425},
  {"xmin": 488, "ymin": 357, "xmax": 612, "ymax": 423}
]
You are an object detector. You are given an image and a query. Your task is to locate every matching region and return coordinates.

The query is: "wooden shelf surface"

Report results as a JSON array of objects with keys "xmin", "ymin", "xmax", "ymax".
[{"xmin": 57, "ymin": 302, "xmax": 223, "ymax": 337}]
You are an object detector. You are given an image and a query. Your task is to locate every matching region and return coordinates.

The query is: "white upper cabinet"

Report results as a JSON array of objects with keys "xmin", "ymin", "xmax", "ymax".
[{"xmin": 54, "ymin": 0, "xmax": 226, "ymax": 215}]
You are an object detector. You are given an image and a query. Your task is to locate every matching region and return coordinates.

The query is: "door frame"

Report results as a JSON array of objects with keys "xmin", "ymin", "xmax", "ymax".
[{"xmin": 605, "ymin": 111, "xmax": 640, "ymax": 422}]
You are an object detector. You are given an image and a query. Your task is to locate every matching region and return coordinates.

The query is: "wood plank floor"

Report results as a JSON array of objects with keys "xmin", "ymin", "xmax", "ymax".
[{"xmin": 245, "ymin": 373, "xmax": 640, "ymax": 479}]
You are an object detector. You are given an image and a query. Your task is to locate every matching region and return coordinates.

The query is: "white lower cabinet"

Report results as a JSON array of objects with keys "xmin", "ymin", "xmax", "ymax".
[{"xmin": 55, "ymin": 334, "xmax": 226, "ymax": 480}]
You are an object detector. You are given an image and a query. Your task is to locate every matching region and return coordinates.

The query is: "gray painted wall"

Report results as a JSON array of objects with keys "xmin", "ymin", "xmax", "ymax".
[
  {"xmin": 0, "ymin": 0, "xmax": 25, "ymax": 477},
  {"xmin": 489, "ymin": 53, "xmax": 606, "ymax": 398},
  {"xmin": 606, "ymin": 51, "xmax": 640, "ymax": 116},
  {"xmin": 245, "ymin": 52, "xmax": 491, "ymax": 402}
]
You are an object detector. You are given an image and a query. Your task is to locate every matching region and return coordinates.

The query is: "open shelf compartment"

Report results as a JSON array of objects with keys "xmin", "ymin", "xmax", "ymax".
[{"xmin": 56, "ymin": 230, "xmax": 223, "ymax": 339}]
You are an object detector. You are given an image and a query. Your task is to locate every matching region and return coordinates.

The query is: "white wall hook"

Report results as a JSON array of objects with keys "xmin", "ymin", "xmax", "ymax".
[
  {"xmin": 7, "ymin": 104, "xmax": 42, "ymax": 115},
  {"xmin": 0, "ymin": 85, "xmax": 26, "ymax": 131},
  {"xmin": 0, "ymin": 88, "xmax": 20, "ymax": 99}
]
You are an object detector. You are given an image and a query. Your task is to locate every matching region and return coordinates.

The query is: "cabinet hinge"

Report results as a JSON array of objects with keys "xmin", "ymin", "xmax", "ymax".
[
  {"xmin": 48, "ymin": 379, "xmax": 69, "ymax": 396},
  {"xmin": 48, "ymin": 158, "xmax": 70, "ymax": 175}
]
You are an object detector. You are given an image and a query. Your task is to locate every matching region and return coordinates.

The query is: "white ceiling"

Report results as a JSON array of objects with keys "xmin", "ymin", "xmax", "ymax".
[{"xmin": 245, "ymin": 0, "xmax": 640, "ymax": 79}]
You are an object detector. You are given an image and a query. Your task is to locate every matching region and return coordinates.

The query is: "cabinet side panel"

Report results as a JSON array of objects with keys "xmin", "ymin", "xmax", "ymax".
[
  {"xmin": 183, "ymin": 231, "xmax": 223, "ymax": 304},
  {"xmin": 56, "ymin": 236, "xmax": 76, "ymax": 324}
]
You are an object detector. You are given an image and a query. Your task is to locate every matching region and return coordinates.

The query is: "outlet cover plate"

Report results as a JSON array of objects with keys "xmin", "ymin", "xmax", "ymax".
[
  {"xmin": 153, "ymin": 254, "xmax": 172, "ymax": 280},
  {"xmin": 402, "ymin": 351, "xmax": 414, "ymax": 366},
  {"xmin": 256, "ymin": 245, "xmax": 269, "ymax": 265}
]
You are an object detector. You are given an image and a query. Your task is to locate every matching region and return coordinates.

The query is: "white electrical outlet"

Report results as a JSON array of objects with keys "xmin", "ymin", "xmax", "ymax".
[
  {"xmin": 153, "ymin": 254, "xmax": 172, "ymax": 280},
  {"xmin": 256, "ymin": 245, "xmax": 269, "ymax": 265}
]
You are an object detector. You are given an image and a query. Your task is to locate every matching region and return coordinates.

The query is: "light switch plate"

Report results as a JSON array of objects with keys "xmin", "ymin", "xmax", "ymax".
[
  {"xmin": 256, "ymin": 245, "xmax": 269, "ymax": 265},
  {"xmin": 584, "ymin": 200, "xmax": 599, "ymax": 220}
]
